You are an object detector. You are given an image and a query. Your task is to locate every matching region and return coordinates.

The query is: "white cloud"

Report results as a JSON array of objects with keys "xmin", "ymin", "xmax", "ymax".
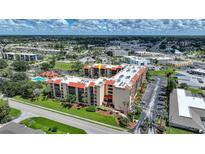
[{"xmin": 0, "ymin": 19, "xmax": 205, "ymax": 35}]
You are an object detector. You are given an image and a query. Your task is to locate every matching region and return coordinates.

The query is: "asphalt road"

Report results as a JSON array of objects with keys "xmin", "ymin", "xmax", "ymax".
[
  {"xmin": 133, "ymin": 77, "xmax": 164, "ymax": 134},
  {"xmin": 8, "ymin": 99, "xmax": 129, "ymax": 134}
]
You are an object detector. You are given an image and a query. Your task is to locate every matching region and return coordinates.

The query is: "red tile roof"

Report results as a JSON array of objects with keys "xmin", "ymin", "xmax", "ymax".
[
  {"xmin": 89, "ymin": 82, "xmax": 95, "ymax": 87},
  {"xmin": 117, "ymin": 65, "xmax": 123, "ymax": 69},
  {"xmin": 68, "ymin": 82, "xmax": 86, "ymax": 89},
  {"xmin": 132, "ymin": 74, "xmax": 140, "ymax": 81},
  {"xmin": 111, "ymin": 67, "xmax": 117, "ymax": 71},
  {"xmin": 132, "ymin": 68, "xmax": 145, "ymax": 82},
  {"xmin": 39, "ymin": 71, "xmax": 58, "ymax": 78},
  {"xmin": 105, "ymin": 80, "xmax": 115, "ymax": 85},
  {"xmin": 54, "ymin": 79, "xmax": 61, "ymax": 84},
  {"xmin": 47, "ymin": 79, "xmax": 53, "ymax": 84}
]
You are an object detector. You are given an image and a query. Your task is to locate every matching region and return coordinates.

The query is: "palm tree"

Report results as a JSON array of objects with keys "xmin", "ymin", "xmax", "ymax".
[
  {"xmin": 122, "ymin": 101, "xmax": 129, "ymax": 114},
  {"xmin": 67, "ymin": 94, "xmax": 76, "ymax": 104}
]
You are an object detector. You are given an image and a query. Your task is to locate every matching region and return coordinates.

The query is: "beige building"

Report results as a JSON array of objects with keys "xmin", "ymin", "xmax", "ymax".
[
  {"xmin": 48, "ymin": 64, "xmax": 147, "ymax": 113},
  {"xmin": 83, "ymin": 64, "xmax": 124, "ymax": 78},
  {"xmin": 167, "ymin": 60, "xmax": 193, "ymax": 67}
]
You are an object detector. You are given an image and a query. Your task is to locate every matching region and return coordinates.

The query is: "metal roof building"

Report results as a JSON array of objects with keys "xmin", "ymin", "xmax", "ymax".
[{"xmin": 169, "ymin": 89, "xmax": 205, "ymax": 132}]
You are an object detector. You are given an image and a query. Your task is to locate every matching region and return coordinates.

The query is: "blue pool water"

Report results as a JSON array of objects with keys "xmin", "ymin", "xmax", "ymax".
[
  {"xmin": 175, "ymin": 73, "xmax": 186, "ymax": 77},
  {"xmin": 32, "ymin": 77, "xmax": 46, "ymax": 82}
]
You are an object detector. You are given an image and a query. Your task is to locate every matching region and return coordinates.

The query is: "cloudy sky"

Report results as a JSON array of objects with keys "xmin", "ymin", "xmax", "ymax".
[{"xmin": 0, "ymin": 19, "xmax": 205, "ymax": 35}]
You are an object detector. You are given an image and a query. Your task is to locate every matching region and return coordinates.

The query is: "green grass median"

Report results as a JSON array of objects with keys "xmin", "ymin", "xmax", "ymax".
[
  {"xmin": 21, "ymin": 117, "xmax": 86, "ymax": 134},
  {"xmin": 14, "ymin": 96, "xmax": 119, "ymax": 128},
  {"xmin": 164, "ymin": 127, "xmax": 194, "ymax": 134},
  {"xmin": 9, "ymin": 108, "xmax": 21, "ymax": 119}
]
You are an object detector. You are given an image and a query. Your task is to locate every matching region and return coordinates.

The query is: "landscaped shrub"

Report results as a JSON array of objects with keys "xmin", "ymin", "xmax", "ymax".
[
  {"xmin": 48, "ymin": 127, "xmax": 58, "ymax": 132},
  {"xmin": 61, "ymin": 102, "xmax": 72, "ymax": 109},
  {"xmin": 97, "ymin": 106, "xmax": 108, "ymax": 111},
  {"xmin": 118, "ymin": 116, "xmax": 129, "ymax": 128},
  {"xmin": 86, "ymin": 105, "xmax": 96, "ymax": 112}
]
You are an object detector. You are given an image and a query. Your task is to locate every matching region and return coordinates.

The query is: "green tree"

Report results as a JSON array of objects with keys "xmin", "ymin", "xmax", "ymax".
[
  {"xmin": 159, "ymin": 44, "xmax": 166, "ymax": 49},
  {"xmin": 0, "ymin": 99, "xmax": 11, "ymax": 124},
  {"xmin": 67, "ymin": 94, "xmax": 76, "ymax": 103},
  {"xmin": 49, "ymin": 57, "xmax": 56, "ymax": 69},
  {"xmin": 1, "ymin": 69, "xmax": 13, "ymax": 78},
  {"xmin": 0, "ymin": 81, "xmax": 20, "ymax": 97},
  {"xmin": 179, "ymin": 83, "xmax": 188, "ymax": 89},
  {"xmin": 11, "ymin": 61, "xmax": 30, "ymax": 72},
  {"xmin": 118, "ymin": 116, "xmax": 129, "ymax": 127},
  {"xmin": 42, "ymin": 85, "xmax": 51, "ymax": 96},
  {"xmin": 167, "ymin": 79, "xmax": 177, "ymax": 94},
  {"xmin": 40, "ymin": 62, "xmax": 51, "ymax": 71},
  {"xmin": 11, "ymin": 72, "xmax": 28, "ymax": 82},
  {"xmin": 0, "ymin": 59, "xmax": 8, "ymax": 69}
]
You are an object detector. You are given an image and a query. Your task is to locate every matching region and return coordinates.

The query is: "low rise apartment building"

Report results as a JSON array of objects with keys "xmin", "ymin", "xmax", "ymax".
[
  {"xmin": 2, "ymin": 52, "xmax": 42, "ymax": 61},
  {"xmin": 48, "ymin": 64, "xmax": 147, "ymax": 112},
  {"xmin": 83, "ymin": 64, "xmax": 124, "ymax": 78}
]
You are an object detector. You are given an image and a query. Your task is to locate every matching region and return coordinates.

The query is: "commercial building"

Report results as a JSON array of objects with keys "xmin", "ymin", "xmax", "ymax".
[
  {"xmin": 79, "ymin": 56, "xmax": 96, "ymax": 64},
  {"xmin": 48, "ymin": 64, "xmax": 147, "ymax": 112},
  {"xmin": 166, "ymin": 60, "xmax": 193, "ymax": 67},
  {"xmin": 188, "ymin": 68, "xmax": 205, "ymax": 77},
  {"xmin": 177, "ymin": 75, "xmax": 205, "ymax": 89},
  {"xmin": 124, "ymin": 56, "xmax": 150, "ymax": 66},
  {"xmin": 2, "ymin": 52, "xmax": 42, "ymax": 61},
  {"xmin": 169, "ymin": 89, "xmax": 205, "ymax": 132},
  {"xmin": 112, "ymin": 50, "xmax": 129, "ymax": 57},
  {"xmin": 134, "ymin": 51, "xmax": 163, "ymax": 57},
  {"xmin": 83, "ymin": 64, "xmax": 124, "ymax": 78},
  {"xmin": 105, "ymin": 46, "xmax": 129, "ymax": 56}
]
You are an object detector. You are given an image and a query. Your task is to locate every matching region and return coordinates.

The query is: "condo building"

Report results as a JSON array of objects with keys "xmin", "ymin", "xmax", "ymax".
[
  {"xmin": 2, "ymin": 52, "xmax": 42, "ymax": 61},
  {"xmin": 83, "ymin": 64, "xmax": 124, "ymax": 78},
  {"xmin": 48, "ymin": 64, "xmax": 147, "ymax": 112}
]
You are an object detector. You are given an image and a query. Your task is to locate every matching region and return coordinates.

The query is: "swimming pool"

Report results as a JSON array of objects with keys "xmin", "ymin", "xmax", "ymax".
[
  {"xmin": 32, "ymin": 77, "xmax": 46, "ymax": 82},
  {"xmin": 175, "ymin": 73, "xmax": 186, "ymax": 77}
]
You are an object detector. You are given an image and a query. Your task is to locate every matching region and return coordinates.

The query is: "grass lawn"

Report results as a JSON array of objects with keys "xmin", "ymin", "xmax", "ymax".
[
  {"xmin": 20, "ymin": 117, "xmax": 86, "ymax": 134},
  {"xmin": 14, "ymin": 96, "xmax": 119, "ymax": 127},
  {"xmin": 149, "ymin": 67, "xmax": 175, "ymax": 77},
  {"xmin": 9, "ymin": 108, "xmax": 21, "ymax": 119},
  {"xmin": 164, "ymin": 127, "xmax": 194, "ymax": 134},
  {"xmin": 187, "ymin": 87, "xmax": 204, "ymax": 95},
  {"xmin": 54, "ymin": 62, "xmax": 73, "ymax": 71}
]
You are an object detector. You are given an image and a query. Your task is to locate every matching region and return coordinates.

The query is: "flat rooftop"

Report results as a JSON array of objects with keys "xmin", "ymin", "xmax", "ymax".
[
  {"xmin": 192, "ymin": 68, "xmax": 205, "ymax": 74},
  {"xmin": 177, "ymin": 89, "xmax": 205, "ymax": 118},
  {"xmin": 168, "ymin": 60, "xmax": 192, "ymax": 64},
  {"xmin": 49, "ymin": 76, "xmax": 97, "ymax": 88},
  {"xmin": 3, "ymin": 52, "xmax": 38, "ymax": 56},
  {"xmin": 111, "ymin": 65, "xmax": 145, "ymax": 88},
  {"xmin": 124, "ymin": 56, "xmax": 148, "ymax": 61}
]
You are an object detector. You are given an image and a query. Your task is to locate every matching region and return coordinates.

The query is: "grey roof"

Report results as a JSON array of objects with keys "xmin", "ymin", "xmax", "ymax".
[
  {"xmin": 177, "ymin": 76, "xmax": 204, "ymax": 88},
  {"xmin": 0, "ymin": 122, "xmax": 44, "ymax": 134},
  {"xmin": 169, "ymin": 89, "xmax": 205, "ymax": 131}
]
